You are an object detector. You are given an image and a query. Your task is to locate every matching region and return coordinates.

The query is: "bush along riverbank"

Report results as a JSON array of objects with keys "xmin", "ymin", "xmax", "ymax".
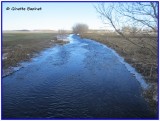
[{"xmin": 80, "ymin": 33, "xmax": 158, "ymax": 114}]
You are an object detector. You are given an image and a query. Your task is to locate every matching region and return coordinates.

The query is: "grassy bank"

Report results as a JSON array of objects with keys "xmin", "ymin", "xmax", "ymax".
[
  {"xmin": 80, "ymin": 32, "xmax": 158, "ymax": 112},
  {"xmin": 2, "ymin": 32, "xmax": 68, "ymax": 70}
]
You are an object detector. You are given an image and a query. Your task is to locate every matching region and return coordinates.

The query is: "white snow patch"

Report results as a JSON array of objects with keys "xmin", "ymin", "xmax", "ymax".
[{"xmin": 3, "ymin": 53, "xmax": 8, "ymax": 60}]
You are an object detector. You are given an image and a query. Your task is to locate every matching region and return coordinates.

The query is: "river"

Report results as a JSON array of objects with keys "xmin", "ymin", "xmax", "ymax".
[{"xmin": 2, "ymin": 34, "xmax": 156, "ymax": 119}]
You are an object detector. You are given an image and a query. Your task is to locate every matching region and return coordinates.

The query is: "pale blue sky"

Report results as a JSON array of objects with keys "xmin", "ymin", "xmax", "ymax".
[{"xmin": 2, "ymin": 2, "xmax": 106, "ymax": 30}]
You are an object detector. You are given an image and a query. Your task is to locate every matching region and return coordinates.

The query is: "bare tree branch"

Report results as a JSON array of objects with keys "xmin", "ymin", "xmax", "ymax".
[{"xmin": 94, "ymin": 2, "xmax": 157, "ymax": 56}]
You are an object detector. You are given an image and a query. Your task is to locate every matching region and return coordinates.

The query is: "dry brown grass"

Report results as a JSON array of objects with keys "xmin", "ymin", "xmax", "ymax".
[{"xmin": 2, "ymin": 32, "xmax": 67, "ymax": 69}]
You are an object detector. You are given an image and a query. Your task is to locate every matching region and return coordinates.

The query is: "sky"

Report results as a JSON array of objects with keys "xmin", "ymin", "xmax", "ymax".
[{"xmin": 2, "ymin": 2, "xmax": 107, "ymax": 30}]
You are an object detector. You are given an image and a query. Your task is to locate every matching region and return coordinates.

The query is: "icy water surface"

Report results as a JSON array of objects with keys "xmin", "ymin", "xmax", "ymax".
[{"xmin": 2, "ymin": 35, "xmax": 156, "ymax": 119}]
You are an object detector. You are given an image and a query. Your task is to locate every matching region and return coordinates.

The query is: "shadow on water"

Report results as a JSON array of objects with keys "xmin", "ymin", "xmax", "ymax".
[{"xmin": 2, "ymin": 34, "xmax": 157, "ymax": 119}]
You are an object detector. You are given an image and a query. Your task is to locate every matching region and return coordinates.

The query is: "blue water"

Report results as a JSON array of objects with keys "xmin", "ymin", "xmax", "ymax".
[{"xmin": 2, "ymin": 35, "xmax": 156, "ymax": 119}]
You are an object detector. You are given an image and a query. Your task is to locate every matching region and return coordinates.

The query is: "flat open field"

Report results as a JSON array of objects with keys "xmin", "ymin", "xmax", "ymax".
[
  {"xmin": 2, "ymin": 32, "xmax": 67, "ymax": 70},
  {"xmin": 81, "ymin": 32, "xmax": 158, "ymax": 112}
]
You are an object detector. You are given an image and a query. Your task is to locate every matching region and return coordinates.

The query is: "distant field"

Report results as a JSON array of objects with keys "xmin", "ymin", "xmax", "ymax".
[
  {"xmin": 81, "ymin": 32, "xmax": 158, "ymax": 111},
  {"xmin": 2, "ymin": 32, "xmax": 67, "ymax": 69}
]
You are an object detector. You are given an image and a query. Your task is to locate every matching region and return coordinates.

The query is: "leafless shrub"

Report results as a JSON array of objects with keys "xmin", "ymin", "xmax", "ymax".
[{"xmin": 72, "ymin": 23, "xmax": 89, "ymax": 34}]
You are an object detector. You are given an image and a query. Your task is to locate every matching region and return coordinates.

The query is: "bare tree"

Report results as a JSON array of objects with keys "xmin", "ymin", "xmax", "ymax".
[
  {"xmin": 95, "ymin": 2, "xmax": 158, "ymax": 55},
  {"xmin": 72, "ymin": 23, "xmax": 89, "ymax": 34}
]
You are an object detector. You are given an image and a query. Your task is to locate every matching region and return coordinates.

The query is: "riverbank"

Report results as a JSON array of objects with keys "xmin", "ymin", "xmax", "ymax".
[
  {"xmin": 2, "ymin": 32, "xmax": 68, "ymax": 77},
  {"xmin": 80, "ymin": 33, "xmax": 158, "ymax": 113}
]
